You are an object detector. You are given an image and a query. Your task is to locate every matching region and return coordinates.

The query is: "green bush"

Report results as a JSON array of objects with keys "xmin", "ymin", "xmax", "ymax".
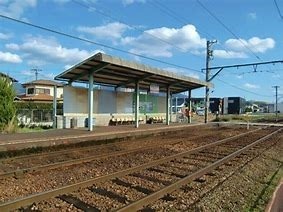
[
  {"xmin": 0, "ymin": 77, "xmax": 17, "ymax": 133},
  {"xmin": 16, "ymin": 102, "xmax": 63, "ymax": 110}
]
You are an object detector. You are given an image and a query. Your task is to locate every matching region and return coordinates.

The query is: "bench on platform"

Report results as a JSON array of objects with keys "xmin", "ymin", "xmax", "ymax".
[
  {"xmin": 110, "ymin": 116, "xmax": 144, "ymax": 126},
  {"xmin": 146, "ymin": 116, "xmax": 165, "ymax": 124}
]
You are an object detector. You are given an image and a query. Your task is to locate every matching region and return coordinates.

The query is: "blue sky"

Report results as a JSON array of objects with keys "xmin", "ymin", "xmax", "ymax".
[{"xmin": 0, "ymin": 0, "xmax": 282, "ymax": 102}]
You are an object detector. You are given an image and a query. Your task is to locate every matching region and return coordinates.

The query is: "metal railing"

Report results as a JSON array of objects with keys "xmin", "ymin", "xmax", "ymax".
[{"xmin": 17, "ymin": 109, "xmax": 63, "ymax": 125}]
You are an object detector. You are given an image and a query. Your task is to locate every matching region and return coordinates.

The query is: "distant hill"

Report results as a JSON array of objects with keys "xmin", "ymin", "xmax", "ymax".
[{"xmin": 13, "ymin": 82, "xmax": 25, "ymax": 95}]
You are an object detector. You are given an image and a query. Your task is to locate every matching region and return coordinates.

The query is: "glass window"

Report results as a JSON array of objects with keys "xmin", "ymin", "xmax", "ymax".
[
  {"xmin": 36, "ymin": 88, "xmax": 50, "ymax": 94},
  {"xmin": 44, "ymin": 89, "xmax": 50, "ymax": 94},
  {"xmin": 27, "ymin": 88, "xmax": 35, "ymax": 94}
]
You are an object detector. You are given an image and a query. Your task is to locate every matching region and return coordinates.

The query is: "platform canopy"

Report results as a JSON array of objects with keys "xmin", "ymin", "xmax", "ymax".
[{"xmin": 55, "ymin": 52, "xmax": 212, "ymax": 94}]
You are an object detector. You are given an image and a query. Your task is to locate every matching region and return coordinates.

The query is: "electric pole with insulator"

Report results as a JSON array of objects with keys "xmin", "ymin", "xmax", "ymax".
[
  {"xmin": 31, "ymin": 68, "xmax": 42, "ymax": 80},
  {"xmin": 205, "ymin": 40, "xmax": 217, "ymax": 123},
  {"xmin": 272, "ymin": 85, "xmax": 280, "ymax": 122}
]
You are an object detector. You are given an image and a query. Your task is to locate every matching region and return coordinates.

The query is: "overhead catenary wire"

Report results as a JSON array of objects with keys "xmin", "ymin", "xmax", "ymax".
[
  {"xmin": 149, "ymin": 0, "xmax": 215, "ymax": 39},
  {"xmin": 216, "ymin": 78, "xmax": 273, "ymax": 98},
  {"xmin": 149, "ymin": 0, "xmax": 240, "ymax": 64},
  {"xmin": 149, "ymin": 0, "xmax": 281, "ymax": 97},
  {"xmin": 196, "ymin": 0, "xmax": 263, "ymax": 61},
  {"xmin": 146, "ymin": 0, "xmax": 281, "ymax": 99},
  {"xmin": 0, "ymin": 14, "xmax": 203, "ymax": 74},
  {"xmin": 274, "ymin": 0, "xmax": 283, "ymax": 19}
]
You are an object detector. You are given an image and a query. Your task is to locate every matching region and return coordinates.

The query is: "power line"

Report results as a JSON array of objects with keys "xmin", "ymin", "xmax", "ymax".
[
  {"xmin": 0, "ymin": 14, "xmax": 203, "ymax": 74},
  {"xmin": 150, "ymin": 0, "xmax": 278, "ymax": 94},
  {"xmin": 196, "ymin": 0, "xmax": 262, "ymax": 61},
  {"xmin": 227, "ymin": 69, "xmax": 278, "ymax": 76},
  {"xmin": 274, "ymin": 0, "xmax": 283, "ymax": 19},
  {"xmin": 73, "ymin": 0, "xmax": 203, "ymax": 61},
  {"xmin": 149, "ymin": 0, "xmax": 215, "ymax": 39},
  {"xmin": 149, "ymin": 0, "xmax": 239, "ymax": 61},
  {"xmin": 148, "ymin": 1, "xmax": 277, "ymax": 99},
  {"xmin": 216, "ymin": 78, "xmax": 273, "ymax": 98}
]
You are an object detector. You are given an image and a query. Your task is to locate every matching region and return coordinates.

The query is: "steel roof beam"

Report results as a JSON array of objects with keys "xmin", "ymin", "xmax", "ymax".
[
  {"xmin": 69, "ymin": 62, "xmax": 109, "ymax": 83},
  {"xmin": 115, "ymin": 73, "xmax": 154, "ymax": 89}
]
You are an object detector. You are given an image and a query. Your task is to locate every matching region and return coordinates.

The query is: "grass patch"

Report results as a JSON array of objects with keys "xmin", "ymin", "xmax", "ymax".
[
  {"xmin": 247, "ymin": 163, "xmax": 283, "ymax": 212},
  {"xmin": 17, "ymin": 127, "xmax": 47, "ymax": 133},
  {"xmin": 212, "ymin": 114, "xmax": 283, "ymax": 123}
]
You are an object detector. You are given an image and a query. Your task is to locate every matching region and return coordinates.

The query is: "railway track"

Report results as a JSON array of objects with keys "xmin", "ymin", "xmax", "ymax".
[
  {"xmin": 0, "ymin": 125, "xmax": 218, "ymax": 160},
  {"xmin": 0, "ymin": 126, "xmax": 248, "ymax": 179},
  {"xmin": 0, "ymin": 127, "xmax": 280, "ymax": 211},
  {"xmin": 148, "ymin": 129, "xmax": 283, "ymax": 211}
]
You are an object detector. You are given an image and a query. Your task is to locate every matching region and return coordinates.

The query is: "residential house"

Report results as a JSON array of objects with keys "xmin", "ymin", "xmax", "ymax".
[{"xmin": 19, "ymin": 79, "xmax": 64, "ymax": 103}]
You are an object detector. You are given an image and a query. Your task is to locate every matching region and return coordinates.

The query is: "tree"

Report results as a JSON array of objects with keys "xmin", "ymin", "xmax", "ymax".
[{"xmin": 0, "ymin": 77, "xmax": 17, "ymax": 132}]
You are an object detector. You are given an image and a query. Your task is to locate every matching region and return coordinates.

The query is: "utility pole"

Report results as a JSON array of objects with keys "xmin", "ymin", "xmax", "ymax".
[
  {"xmin": 272, "ymin": 85, "xmax": 280, "ymax": 122},
  {"xmin": 31, "ymin": 68, "xmax": 42, "ymax": 80},
  {"xmin": 205, "ymin": 40, "xmax": 217, "ymax": 123}
]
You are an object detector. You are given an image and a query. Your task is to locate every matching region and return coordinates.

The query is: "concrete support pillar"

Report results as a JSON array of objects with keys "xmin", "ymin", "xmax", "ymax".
[
  {"xmin": 53, "ymin": 85, "xmax": 57, "ymax": 129},
  {"xmin": 166, "ymin": 86, "xmax": 170, "ymax": 125},
  {"xmin": 170, "ymin": 93, "xmax": 173, "ymax": 122},
  {"xmin": 88, "ymin": 74, "xmax": 94, "ymax": 131},
  {"xmin": 188, "ymin": 90, "xmax": 192, "ymax": 123},
  {"xmin": 175, "ymin": 96, "xmax": 178, "ymax": 114},
  {"xmin": 135, "ymin": 81, "xmax": 139, "ymax": 128}
]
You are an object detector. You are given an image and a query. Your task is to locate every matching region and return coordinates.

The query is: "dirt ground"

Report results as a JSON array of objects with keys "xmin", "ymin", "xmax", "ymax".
[
  {"xmin": 190, "ymin": 132, "xmax": 283, "ymax": 211},
  {"xmin": 0, "ymin": 125, "xmax": 282, "ymax": 211}
]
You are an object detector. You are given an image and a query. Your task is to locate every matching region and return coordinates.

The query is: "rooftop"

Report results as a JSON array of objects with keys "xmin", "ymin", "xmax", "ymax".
[
  {"xmin": 22, "ymin": 79, "xmax": 64, "ymax": 87},
  {"xmin": 55, "ymin": 52, "xmax": 212, "ymax": 94}
]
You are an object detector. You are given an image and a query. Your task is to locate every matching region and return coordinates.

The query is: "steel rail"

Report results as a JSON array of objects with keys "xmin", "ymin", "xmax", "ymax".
[
  {"xmin": 117, "ymin": 128, "xmax": 282, "ymax": 211},
  {"xmin": 0, "ymin": 128, "xmax": 264, "ymax": 211},
  {"xmin": 0, "ymin": 128, "xmax": 213, "ymax": 162},
  {"xmin": 0, "ymin": 128, "xmax": 249, "ymax": 179},
  {"xmin": 0, "ymin": 140, "xmax": 181, "ymax": 179},
  {"xmin": 1, "ymin": 126, "xmax": 220, "ymax": 162},
  {"xmin": 188, "ymin": 134, "xmax": 281, "ymax": 209},
  {"xmin": 0, "ymin": 138, "xmax": 127, "ymax": 162}
]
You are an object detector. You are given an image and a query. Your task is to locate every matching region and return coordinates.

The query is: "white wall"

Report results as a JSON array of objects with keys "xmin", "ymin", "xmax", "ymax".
[
  {"xmin": 64, "ymin": 86, "xmax": 89, "ymax": 114},
  {"xmin": 63, "ymin": 86, "xmax": 169, "ymax": 127},
  {"xmin": 25, "ymin": 85, "xmax": 63, "ymax": 98}
]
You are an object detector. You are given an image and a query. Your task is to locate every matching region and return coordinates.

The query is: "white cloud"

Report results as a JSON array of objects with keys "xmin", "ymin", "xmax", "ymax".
[
  {"xmin": 0, "ymin": 51, "xmax": 22, "ymax": 63},
  {"xmin": 0, "ymin": 32, "xmax": 13, "ymax": 40},
  {"xmin": 244, "ymin": 83, "xmax": 259, "ymax": 89},
  {"xmin": 77, "ymin": 22, "xmax": 129, "ymax": 41},
  {"xmin": 20, "ymin": 70, "xmax": 34, "ymax": 77},
  {"xmin": 27, "ymin": 59, "xmax": 47, "ymax": 67},
  {"xmin": 121, "ymin": 24, "xmax": 206, "ymax": 58},
  {"xmin": 248, "ymin": 12, "xmax": 257, "ymax": 20},
  {"xmin": 225, "ymin": 37, "xmax": 275, "ymax": 53},
  {"xmin": 122, "ymin": 0, "xmax": 145, "ymax": 6},
  {"xmin": 5, "ymin": 43, "xmax": 19, "ymax": 50},
  {"xmin": 0, "ymin": 0, "xmax": 37, "ymax": 19},
  {"xmin": 213, "ymin": 50, "xmax": 248, "ymax": 59},
  {"xmin": 5, "ymin": 35, "xmax": 94, "ymax": 65}
]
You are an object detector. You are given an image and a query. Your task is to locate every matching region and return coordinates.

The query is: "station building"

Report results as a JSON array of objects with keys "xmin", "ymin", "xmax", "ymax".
[{"xmin": 54, "ymin": 52, "xmax": 211, "ymax": 130}]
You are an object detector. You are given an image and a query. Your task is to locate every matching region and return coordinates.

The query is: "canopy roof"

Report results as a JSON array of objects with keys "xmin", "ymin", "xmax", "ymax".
[{"xmin": 55, "ymin": 52, "xmax": 212, "ymax": 94}]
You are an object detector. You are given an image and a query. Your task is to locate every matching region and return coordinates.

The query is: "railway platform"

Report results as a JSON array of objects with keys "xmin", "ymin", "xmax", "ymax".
[{"xmin": 0, "ymin": 123, "xmax": 204, "ymax": 152}]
